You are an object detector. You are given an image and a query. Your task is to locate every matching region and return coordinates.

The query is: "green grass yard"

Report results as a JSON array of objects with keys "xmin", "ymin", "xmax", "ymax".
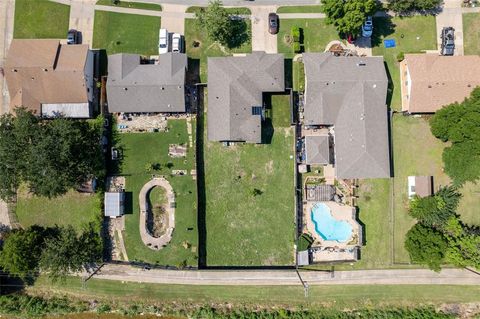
[
  {"xmin": 93, "ymin": 11, "xmax": 160, "ymax": 55},
  {"xmin": 463, "ymin": 13, "xmax": 480, "ymax": 55},
  {"xmin": 118, "ymin": 120, "xmax": 198, "ymax": 266},
  {"xmin": 96, "ymin": 0, "xmax": 162, "ymax": 11},
  {"xmin": 276, "ymin": 6, "xmax": 323, "ymax": 13},
  {"xmin": 204, "ymin": 95, "xmax": 295, "ymax": 266},
  {"xmin": 372, "ymin": 16, "xmax": 437, "ymax": 111},
  {"xmin": 184, "ymin": 19, "xmax": 252, "ymax": 82},
  {"xmin": 13, "ymin": 0, "xmax": 70, "ymax": 39},
  {"xmin": 457, "ymin": 182, "xmax": 480, "ymax": 226},
  {"xmin": 277, "ymin": 19, "xmax": 340, "ymax": 58},
  {"xmin": 31, "ymin": 276, "xmax": 480, "ymax": 308},
  {"xmin": 392, "ymin": 115, "xmax": 450, "ymax": 263},
  {"xmin": 15, "ymin": 187, "xmax": 101, "ymax": 232}
]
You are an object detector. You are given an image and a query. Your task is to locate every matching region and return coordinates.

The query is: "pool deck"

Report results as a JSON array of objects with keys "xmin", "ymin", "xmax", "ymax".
[{"xmin": 303, "ymin": 201, "xmax": 362, "ymax": 262}]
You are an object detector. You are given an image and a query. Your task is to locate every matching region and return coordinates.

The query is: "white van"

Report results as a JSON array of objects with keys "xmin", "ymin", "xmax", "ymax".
[{"xmin": 159, "ymin": 29, "xmax": 169, "ymax": 54}]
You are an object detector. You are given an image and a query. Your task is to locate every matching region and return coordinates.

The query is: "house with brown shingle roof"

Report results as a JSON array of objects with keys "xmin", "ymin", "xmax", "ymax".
[
  {"xmin": 5, "ymin": 39, "xmax": 97, "ymax": 118},
  {"xmin": 400, "ymin": 54, "xmax": 480, "ymax": 113}
]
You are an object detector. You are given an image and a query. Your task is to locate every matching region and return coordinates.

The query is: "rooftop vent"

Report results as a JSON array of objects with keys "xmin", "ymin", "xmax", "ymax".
[
  {"xmin": 123, "ymin": 87, "xmax": 128, "ymax": 91},
  {"xmin": 357, "ymin": 62, "xmax": 366, "ymax": 66}
]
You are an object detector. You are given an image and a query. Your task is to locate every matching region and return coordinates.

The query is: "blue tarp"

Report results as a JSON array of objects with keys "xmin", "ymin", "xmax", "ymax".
[{"xmin": 384, "ymin": 39, "xmax": 396, "ymax": 48}]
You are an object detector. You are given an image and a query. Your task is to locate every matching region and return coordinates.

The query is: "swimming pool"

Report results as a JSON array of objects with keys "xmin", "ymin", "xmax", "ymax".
[{"xmin": 310, "ymin": 203, "xmax": 353, "ymax": 242}]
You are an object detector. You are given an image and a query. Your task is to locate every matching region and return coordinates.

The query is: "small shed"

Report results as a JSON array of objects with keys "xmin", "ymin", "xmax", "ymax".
[
  {"xmin": 408, "ymin": 176, "xmax": 433, "ymax": 199},
  {"xmin": 297, "ymin": 250, "xmax": 310, "ymax": 266},
  {"xmin": 104, "ymin": 191, "xmax": 125, "ymax": 218}
]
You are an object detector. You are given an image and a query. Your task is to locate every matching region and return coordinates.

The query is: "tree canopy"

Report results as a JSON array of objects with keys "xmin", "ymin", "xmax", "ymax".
[
  {"xmin": 405, "ymin": 223, "xmax": 448, "ymax": 271},
  {"xmin": 430, "ymin": 87, "xmax": 480, "ymax": 185},
  {"xmin": 409, "ymin": 185, "xmax": 461, "ymax": 229},
  {"xmin": 0, "ymin": 109, "xmax": 104, "ymax": 200},
  {"xmin": 195, "ymin": 0, "xmax": 249, "ymax": 49},
  {"xmin": 0, "ymin": 224, "xmax": 102, "ymax": 281},
  {"xmin": 387, "ymin": 0, "xmax": 442, "ymax": 14},
  {"xmin": 321, "ymin": 0, "xmax": 377, "ymax": 37}
]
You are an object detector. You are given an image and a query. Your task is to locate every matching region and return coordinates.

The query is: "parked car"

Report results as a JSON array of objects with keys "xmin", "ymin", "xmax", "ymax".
[
  {"xmin": 172, "ymin": 33, "xmax": 182, "ymax": 53},
  {"xmin": 347, "ymin": 34, "xmax": 356, "ymax": 44},
  {"xmin": 111, "ymin": 147, "xmax": 119, "ymax": 160},
  {"xmin": 268, "ymin": 13, "xmax": 279, "ymax": 34},
  {"xmin": 361, "ymin": 16, "xmax": 373, "ymax": 38},
  {"xmin": 159, "ymin": 28, "xmax": 169, "ymax": 54},
  {"xmin": 67, "ymin": 29, "xmax": 79, "ymax": 45},
  {"xmin": 441, "ymin": 27, "xmax": 455, "ymax": 56}
]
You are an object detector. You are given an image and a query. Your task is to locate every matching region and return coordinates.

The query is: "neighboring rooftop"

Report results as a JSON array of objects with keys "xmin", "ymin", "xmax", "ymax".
[
  {"xmin": 401, "ymin": 54, "xmax": 480, "ymax": 113},
  {"xmin": 5, "ymin": 39, "xmax": 91, "ymax": 117},
  {"xmin": 207, "ymin": 51, "xmax": 285, "ymax": 143},
  {"xmin": 305, "ymin": 135, "xmax": 330, "ymax": 165},
  {"xmin": 303, "ymin": 53, "xmax": 390, "ymax": 179},
  {"xmin": 107, "ymin": 53, "xmax": 187, "ymax": 113}
]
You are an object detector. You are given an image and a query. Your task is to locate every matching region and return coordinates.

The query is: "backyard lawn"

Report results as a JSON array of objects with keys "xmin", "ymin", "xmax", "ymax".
[
  {"xmin": 277, "ymin": 19, "xmax": 340, "ymax": 58},
  {"xmin": 184, "ymin": 18, "xmax": 252, "ymax": 82},
  {"xmin": 118, "ymin": 120, "xmax": 198, "ymax": 266},
  {"xmin": 392, "ymin": 115, "xmax": 451, "ymax": 263},
  {"xmin": 204, "ymin": 95, "xmax": 295, "ymax": 266},
  {"xmin": 463, "ymin": 13, "xmax": 480, "ymax": 55},
  {"xmin": 14, "ymin": 0, "xmax": 70, "ymax": 39},
  {"xmin": 15, "ymin": 186, "xmax": 101, "ymax": 232},
  {"xmin": 93, "ymin": 11, "xmax": 160, "ymax": 55},
  {"xmin": 372, "ymin": 16, "xmax": 437, "ymax": 111},
  {"xmin": 96, "ymin": 0, "xmax": 162, "ymax": 11}
]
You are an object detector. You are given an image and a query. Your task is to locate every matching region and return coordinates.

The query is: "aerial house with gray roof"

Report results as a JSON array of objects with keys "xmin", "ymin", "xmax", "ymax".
[
  {"xmin": 207, "ymin": 52, "xmax": 285, "ymax": 143},
  {"xmin": 107, "ymin": 53, "xmax": 187, "ymax": 113},
  {"xmin": 303, "ymin": 53, "xmax": 390, "ymax": 179}
]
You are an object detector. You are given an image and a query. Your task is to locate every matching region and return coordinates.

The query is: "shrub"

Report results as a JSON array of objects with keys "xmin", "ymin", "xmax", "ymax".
[
  {"xmin": 291, "ymin": 26, "xmax": 300, "ymax": 42},
  {"xmin": 293, "ymin": 42, "xmax": 301, "ymax": 53},
  {"xmin": 297, "ymin": 233, "xmax": 314, "ymax": 251},
  {"xmin": 396, "ymin": 51, "xmax": 405, "ymax": 62}
]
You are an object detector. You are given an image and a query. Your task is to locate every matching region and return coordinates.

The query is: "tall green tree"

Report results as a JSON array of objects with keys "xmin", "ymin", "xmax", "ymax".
[
  {"xmin": 0, "ymin": 109, "xmax": 104, "ymax": 200},
  {"xmin": 409, "ymin": 185, "xmax": 461, "ymax": 229},
  {"xmin": 0, "ymin": 226, "xmax": 50, "ymax": 280},
  {"xmin": 405, "ymin": 223, "xmax": 448, "ymax": 271},
  {"xmin": 195, "ymin": 0, "xmax": 249, "ymax": 49},
  {"xmin": 430, "ymin": 87, "xmax": 480, "ymax": 185},
  {"xmin": 40, "ymin": 224, "xmax": 102, "ymax": 280},
  {"xmin": 321, "ymin": 0, "xmax": 377, "ymax": 37}
]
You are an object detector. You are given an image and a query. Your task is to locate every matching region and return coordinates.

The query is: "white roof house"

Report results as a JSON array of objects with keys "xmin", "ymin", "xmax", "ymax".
[{"xmin": 104, "ymin": 192, "xmax": 125, "ymax": 218}]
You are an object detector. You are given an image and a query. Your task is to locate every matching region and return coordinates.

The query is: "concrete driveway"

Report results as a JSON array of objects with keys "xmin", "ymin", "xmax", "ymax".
[
  {"xmin": 159, "ymin": 4, "xmax": 188, "ymax": 34},
  {"xmin": 436, "ymin": 1, "xmax": 464, "ymax": 55},
  {"xmin": 251, "ymin": 6, "xmax": 278, "ymax": 53},
  {"xmin": 69, "ymin": 0, "xmax": 96, "ymax": 48}
]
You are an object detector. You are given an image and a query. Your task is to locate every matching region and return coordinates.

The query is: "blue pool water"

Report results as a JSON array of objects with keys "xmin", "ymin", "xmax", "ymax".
[{"xmin": 311, "ymin": 203, "xmax": 353, "ymax": 242}]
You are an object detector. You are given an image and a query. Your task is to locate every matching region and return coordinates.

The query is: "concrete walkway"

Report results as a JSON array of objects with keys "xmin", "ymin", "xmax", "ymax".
[
  {"xmin": 93, "ymin": 263, "xmax": 480, "ymax": 286},
  {"xmin": 0, "ymin": 0, "xmax": 14, "ymax": 232},
  {"xmin": 251, "ymin": 6, "xmax": 278, "ymax": 53},
  {"xmin": 139, "ymin": 177, "xmax": 175, "ymax": 250},
  {"xmin": 436, "ymin": 0, "xmax": 464, "ymax": 55},
  {"xmin": 0, "ymin": 0, "xmax": 14, "ymax": 116},
  {"xmin": 69, "ymin": 0, "xmax": 96, "ymax": 48}
]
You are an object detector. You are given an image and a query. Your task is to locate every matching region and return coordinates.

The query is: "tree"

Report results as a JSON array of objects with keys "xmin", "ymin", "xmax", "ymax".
[
  {"xmin": 195, "ymin": 0, "xmax": 249, "ymax": 49},
  {"xmin": 0, "ymin": 226, "xmax": 50, "ymax": 280},
  {"xmin": 405, "ymin": 223, "xmax": 448, "ymax": 271},
  {"xmin": 446, "ymin": 234, "xmax": 480, "ymax": 269},
  {"xmin": 40, "ymin": 224, "xmax": 102, "ymax": 280},
  {"xmin": 409, "ymin": 185, "xmax": 461, "ymax": 229},
  {"xmin": 387, "ymin": 0, "xmax": 441, "ymax": 14},
  {"xmin": 430, "ymin": 87, "xmax": 480, "ymax": 185},
  {"xmin": 321, "ymin": 0, "xmax": 377, "ymax": 37},
  {"xmin": 0, "ymin": 109, "xmax": 104, "ymax": 200}
]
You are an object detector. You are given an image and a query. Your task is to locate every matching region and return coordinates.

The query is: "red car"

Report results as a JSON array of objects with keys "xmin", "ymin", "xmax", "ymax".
[
  {"xmin": 347, "ymin": 34, "xmax": 357, "ymax": 44},
  {"xmin": 268, "ymin": 13, "xmax": 279, "ymax": 34}
]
